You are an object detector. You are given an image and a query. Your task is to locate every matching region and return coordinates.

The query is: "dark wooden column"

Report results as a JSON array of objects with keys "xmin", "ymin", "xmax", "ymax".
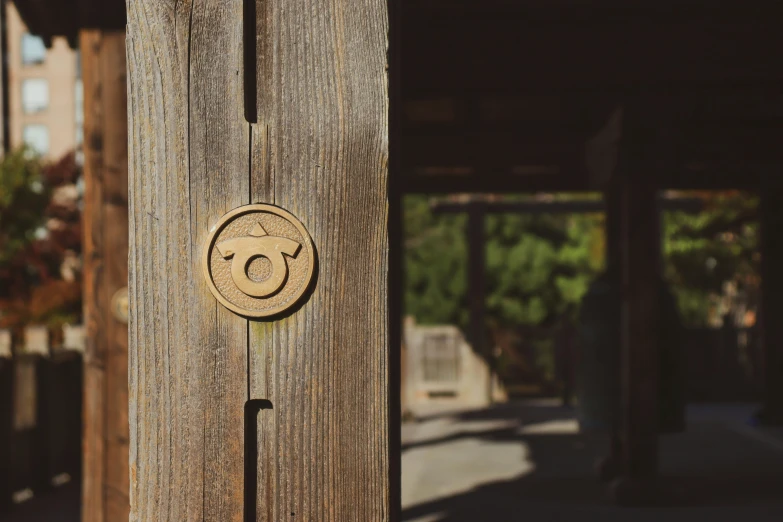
[
  {"xmin": 467, "ymin": 202, "xmax": 491, "ymax": 402},
  {"xmin": 618, "ymin": 172, "xmax": 660, "ymax": 480},
  {"xmin": 612, "ymin": 99, "xmax": 668, "ymax": 498},
  {"xmin": 80, "ymin": 29, "xmax": 129, "ymax": 522},
  {"xmin": 759, "ymin": 183, "xmax": 783, "ymax": 426}
]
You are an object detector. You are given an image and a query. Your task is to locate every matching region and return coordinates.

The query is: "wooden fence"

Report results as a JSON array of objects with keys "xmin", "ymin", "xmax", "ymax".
[{"xmin": 0, "ymin": 325, "xmax": 84, "ymax": 514}]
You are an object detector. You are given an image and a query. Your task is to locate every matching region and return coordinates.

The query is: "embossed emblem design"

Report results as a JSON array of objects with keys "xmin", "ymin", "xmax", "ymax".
[{"xmin": 203, "ymin": 204, "xmax": 316, "ymax": 318}]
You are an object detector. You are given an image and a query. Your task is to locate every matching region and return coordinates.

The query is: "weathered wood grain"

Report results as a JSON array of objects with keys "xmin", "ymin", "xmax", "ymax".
[
  {"xmin": 247, "ymin": 1, "xmax": 389, "ymax": 519},
  {"xmin": 129, "ymin": 0, "xmax": 389, "ymax": 517},
  {"xmin": 126, "ymin": 0, "xmax": 260, "ymax": 520},
  {"xmin": 80, "ymin": 29, "xmax": 130, "ymax": 522}
]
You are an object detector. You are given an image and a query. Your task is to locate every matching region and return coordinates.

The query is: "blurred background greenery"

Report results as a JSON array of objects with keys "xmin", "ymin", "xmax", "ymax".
[
  {"xmin": 0, "ymin": 148, "xmax": 82, "ymax": 333},
  {"xmin": 404, "ymin": 191, "xmax": 759, "ymax": 391}
]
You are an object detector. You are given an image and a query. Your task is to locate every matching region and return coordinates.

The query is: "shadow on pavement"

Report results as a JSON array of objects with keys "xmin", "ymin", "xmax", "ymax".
[{"xmin": 402, "ymin": 401, "xmax": 783, "ymax": 522}]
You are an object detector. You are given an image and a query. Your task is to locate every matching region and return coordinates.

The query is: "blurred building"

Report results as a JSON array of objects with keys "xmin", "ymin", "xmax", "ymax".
[{"xmin": 1, "ymin": 1, "xmax": 82, "ymax": 161}]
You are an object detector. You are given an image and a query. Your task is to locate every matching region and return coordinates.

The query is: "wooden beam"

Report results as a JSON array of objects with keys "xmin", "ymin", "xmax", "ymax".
[
  {"xmin": 402, "ymin": 17, "xmax": 783, "ymax": 93},
  {"xmin": 400, "ymin": 173, "xmax": 587, "ymax": 194},
  {"xmin": 80, "ymin": 29, "xmax": 129, "ymax": 522},
  {"xmin": 400, "ymin": 160, "xmax": 765, "ymax": 194},
  {"xmin": 127, "ymin": 0, "xmax": 390, "ymax": 519},
  {"xmin": 13, "ymin": 0, "xmax": 124, "ymax": 46},
  {"xmin": 403, "ymin": 0, "xmax": 782, "ymax": 18},
  {"xmin": 430, "ymin": 196, "xmax": 704, "ymax": 215}
]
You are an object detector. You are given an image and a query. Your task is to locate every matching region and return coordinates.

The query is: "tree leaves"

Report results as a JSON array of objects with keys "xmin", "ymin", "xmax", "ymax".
[
  {"xmin": 0, "ymin": 150, "xmax": 82, "ymax": 330},
  {"xmin": 404, "ymin": 194, "xmax": 605, "ymax": 331}
]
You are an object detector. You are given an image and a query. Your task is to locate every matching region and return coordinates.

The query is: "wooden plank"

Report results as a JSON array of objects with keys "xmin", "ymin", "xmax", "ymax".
[
  {"xmin": 248, "ymin": 0, "xmax": 390, "ymax": 519},
  {"xmin": 127, "ymin": 1, "xmax": 249, "ymax": 520}
]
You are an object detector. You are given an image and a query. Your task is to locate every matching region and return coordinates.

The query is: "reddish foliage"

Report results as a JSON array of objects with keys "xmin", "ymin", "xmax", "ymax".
[{"xmin": 0, "ymin": 152, "xmax": 82, "ymax": 331}]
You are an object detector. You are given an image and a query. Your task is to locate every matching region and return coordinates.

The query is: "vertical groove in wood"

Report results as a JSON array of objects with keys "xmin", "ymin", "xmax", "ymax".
[
  {"xmin": 80, "ymin": 29, "xmax": 130, "ymax": 522},
  {"xmin": 127, "ymin": 0, "xmax": 249, "ymax": 520},
  {"xmin": 249, "ymin": 0, "xmax": 390, "ymax": 520}
]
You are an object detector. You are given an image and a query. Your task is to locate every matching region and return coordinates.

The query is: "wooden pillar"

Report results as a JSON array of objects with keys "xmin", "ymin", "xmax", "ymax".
[
  {"xmin": 619, "ymin": 173, "xmax": 660, "ymax": 480},
  {"xmin": 80, "ymin": 30, "xmax": 129, "ymax": 522},
  {"xmin": 127, "ymin": 0, "xmax": 390, "ymax": 520},
  {"xmin": 595, "ymin": 179, "xmax": 624, "ymax": 482},
  {"xmin": 467, "ymin": 202, "xmax": 491, "ymax": 402},
  {"xmin": 759, "ymin": 184, "xmax": 783, "ymax": 425},
  {"xmin": 612, "ymin": 99, "xmax": 667, "ymax": 498}
]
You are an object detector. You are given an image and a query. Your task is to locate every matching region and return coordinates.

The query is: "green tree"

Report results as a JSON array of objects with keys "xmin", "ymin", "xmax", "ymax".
[
  {"xmin": 404, "ymin": 194, "xmax": 605, "ymax": 386},
  {"xmin": 663, "ymin": 191, "xmax": 759, "ymax": 326},
  {"xmin": 404, "ymin": 195, "xmax": 468, "ymax": 327},
  {"xmin": 0, "ymin": 149, "xmax": 50, "ymax": 267}
]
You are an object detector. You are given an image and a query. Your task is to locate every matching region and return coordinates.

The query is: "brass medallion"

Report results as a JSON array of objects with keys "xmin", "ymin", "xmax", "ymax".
[{"xmin": 203, "ymin": 204, "xmax": 316, "ymax": 319}]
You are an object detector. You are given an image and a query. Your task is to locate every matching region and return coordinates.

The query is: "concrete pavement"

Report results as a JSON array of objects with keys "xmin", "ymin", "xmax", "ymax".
[{"xmin": 402, "ymin": 400, "xmax": 783, "ymax": 522}]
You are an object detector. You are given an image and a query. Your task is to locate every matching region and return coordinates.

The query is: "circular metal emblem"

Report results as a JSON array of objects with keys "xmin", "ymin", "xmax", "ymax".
[{"xmin": 203, "ymin": 204, "xmax": 316, "ymax": 319}]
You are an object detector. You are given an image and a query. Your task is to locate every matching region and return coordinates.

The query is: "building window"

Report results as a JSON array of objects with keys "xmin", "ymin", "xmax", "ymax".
[
  {"xmin": 21, "ymin": 79, "xmax": 49, "ymax": 113},
  {"xmin": 23, "ymin": 125, "xmax": 50, "ymax": 156},
  {"xmin": 21, "ymin": 33, "xmax": 46, "ymax": 65}
]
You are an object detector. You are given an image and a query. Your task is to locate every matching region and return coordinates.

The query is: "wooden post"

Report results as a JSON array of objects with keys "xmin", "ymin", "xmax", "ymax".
[
  {"xmin": 759, "ymin": 184, "xmax": 783, "ymax": 426},
  {"xmin": 611, "ymin": 98, "xmax": 668, "ymax": 502},
  {"xmin": 467, "ymin": 202, "xmax": 491, "ymax": 402},
  {"xmin": 619, "ymin": 173, "xmax": 660, "ymax": 479},
  {"xmin": 594, "ymin": 179, "xmax": 624, "ymax": 482},
  {"xmin": 127, "ymin": 0, "xmax": 390, "ymax": 520},
  {"xmin": 80, "ymin": 29, "xmax": 129, "ymax": 522}
]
